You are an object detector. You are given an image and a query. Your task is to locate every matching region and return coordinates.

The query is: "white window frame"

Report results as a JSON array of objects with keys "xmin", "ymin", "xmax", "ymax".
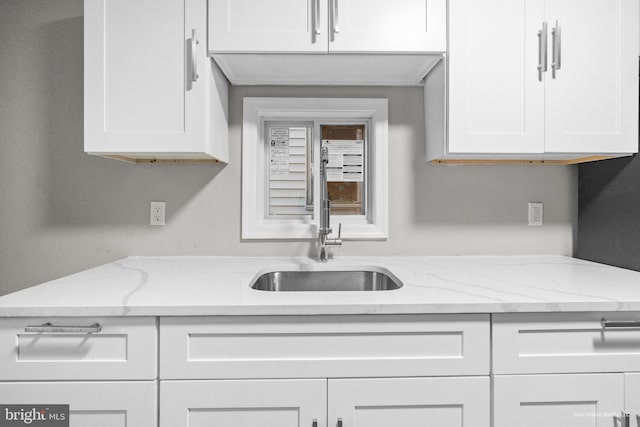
[{"xmin": 242, "ymin": 97, "xmax": 388, "ymax": 240}]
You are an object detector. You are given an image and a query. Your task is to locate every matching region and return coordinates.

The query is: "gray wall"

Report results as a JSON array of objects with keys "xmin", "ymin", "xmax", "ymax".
[{"xmin": 0, "ymin": 0, "xmax": 577, "ymax": 296}]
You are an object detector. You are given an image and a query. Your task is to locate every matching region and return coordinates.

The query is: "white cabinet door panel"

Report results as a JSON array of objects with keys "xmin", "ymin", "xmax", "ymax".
[
  {"xmin": 626, "ymin": 373, "xmax": 640, "ymax": 427},
  {"xmin": 209, "ymin": 0, "xmax": 328, "ymax": 52},
  {"xmin": 448, "ymin": 0, "xmax": 545, "ymax": 154},
  {"xmin": 160, "ymin": 379, "xmax": 326, "ymax": 427},
  {"xmin": 0, "ymin": 317, "xmax": 157, "ymax": 380},
  {"xmin": 328, "ymin": 377, "xmax": 489, "ymax": 427},
  {"xmin": 85, "ymin": 0, "xmax": 211, "ymax": 156},
  {"xmin": 329, "ymin": 0, "xmax": 446, "ymax": 52},
  {"xmin": 545, "ymin": 0, "xmax": 639, "ymax": 154},
  {"xmin": 494, "ymin": 374, "xmax": 623, "ymax": 427},
  {"xmin": 0, "ymin": 382, "xmax": 156, "ymax": 427}
]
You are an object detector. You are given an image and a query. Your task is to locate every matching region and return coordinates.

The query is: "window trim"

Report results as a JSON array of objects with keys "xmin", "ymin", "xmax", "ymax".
[{"xmin": 242, "ymin": 97, "xmax": 388, "ymax": 240}]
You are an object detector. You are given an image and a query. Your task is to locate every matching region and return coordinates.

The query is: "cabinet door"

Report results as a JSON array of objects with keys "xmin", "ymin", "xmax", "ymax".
[
  {"xmin": 84, "ymin": 0, "xmax": 213, "ymax": 158},
  {"xmin": 160, "ymin": 379, "xmax": 326, "ymax": 427},
  {"xmin": 626, "ymin": 373, "xmax": 640, "ymax": 427},
  {"xmin": 545, "ymin": 0, "xmax": 639, "ymax": 154},
  {"xmin": 447, "ymin": 0, "xmax": 545, "ymax": 154},
  {"xmin": 328, "ymin": 377, "xmax": 489, "ymax": 427},
  {"xmin": 0, "ymin": 381, "xmax": 156, "ymax": 427},
  {"xmin": 209, "ymin": 0, "xmax": 328, "ymax": 53},
  {"xmin": 494, "ymin": 374, "xmax": 624, "ymax": 427},
  {"xmin": 328, "ymin": 0, "xmax": 446, "ymax": 52}
]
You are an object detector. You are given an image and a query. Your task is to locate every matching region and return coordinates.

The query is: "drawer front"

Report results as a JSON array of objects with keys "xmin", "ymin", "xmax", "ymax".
[
  {"xmin": 160, "ymin": 314, "xmax": 490, "ymax": 379},
  {"xmin": 0, "ymin": 317, "xmax": 157, "ymax": 380},
  {"xmin": 0, "ymin": 381, "xmax": 156, "ymax": 427},
  {"xmin": 493, "ymin": 312, "xmax": 640, "ymax": 374}
]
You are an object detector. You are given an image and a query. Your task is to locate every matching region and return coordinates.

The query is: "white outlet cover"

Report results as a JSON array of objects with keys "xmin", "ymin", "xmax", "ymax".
[{"xmin": 150, "ymin": 201, "xmax": 166, "ymax": 226}]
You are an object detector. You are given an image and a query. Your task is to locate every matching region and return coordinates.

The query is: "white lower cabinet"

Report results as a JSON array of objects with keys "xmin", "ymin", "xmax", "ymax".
[
  {"xmin": 328, "ymin": 377, "xmax": 489, "ymax": 427},
  {"xmin": 160, "ymin": 379, "xmax": 327, "ymax": 427},
  {"xmin": 0, "ymin": 381, "xmax": 157, "ymax": 427},
  {"xmin": 158, "ymin": 315, "xmax": 491, "ymax": 427},
  {"xmin": 625, "ymin": 374, "xmax": 640, "ymax": 427},
  {"xmin": 494, "ymin": 374, "xmax": 624, "ymax": 427},
  {"xmin": 0, "ymin": 317, "xmax": 158, "ymax": 426},
  {"xmin": 160, "ymin": 377, "xmax": 489, "ymax": 427},
  {"xmin": 493, "ymin": 312, "xmax": 640, "ymax": 427}
]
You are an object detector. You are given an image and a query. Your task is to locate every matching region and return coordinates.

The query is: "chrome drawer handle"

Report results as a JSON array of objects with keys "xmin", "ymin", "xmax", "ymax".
[
  {"xmin": 337, "ymin": 417, "xmax": 343, "ymax": 427},
  {"xmin": 24, "ymin": 322, "xmax": 103, "ymax": 334},
  {"xmin": 601, "ymin": 319, "xmax": 640, "ymax": 329},
  {"xmin": 312, "ymin": 419, "xmax": 317, "ymax": 427}
]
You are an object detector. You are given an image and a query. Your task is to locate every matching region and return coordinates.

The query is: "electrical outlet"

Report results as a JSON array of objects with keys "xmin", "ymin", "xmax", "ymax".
[
  {"xmin": 528, "ymin": 202, "xmax": 543, "ymax": 226},
  {"xmin": 150, "ymin": 201, "xmax": 166, "ymax": 226}
]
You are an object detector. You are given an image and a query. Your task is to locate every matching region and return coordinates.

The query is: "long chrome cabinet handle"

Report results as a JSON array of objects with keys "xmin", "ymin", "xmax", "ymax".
[
  {"xmin": 537, "ymin": 22, "xmax": 548, "ymax": 81},
  {"xmin": 25, "ymin": 322, "xmax": 103, "ymax": 334},
  {"xmin": 602, "ymin": 319, "xmax": 640, "ymax": 329},
  {"xmin": 313, "ymin": 0, "xmax": 321, "ymax": 35},
  {"xmin": 331, "ymin": 0, "xmax": 340, "ymax": 34},
  {"xmin": 551, "ymin": 20, "xmax": 561, "ymax": 78},
  {"xmin": 191, "ymin": 29, "xmax": 199, "ymax": 83}
]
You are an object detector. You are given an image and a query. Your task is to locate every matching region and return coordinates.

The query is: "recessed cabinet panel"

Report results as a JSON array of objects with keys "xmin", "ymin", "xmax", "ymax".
[
  {"xmin": 160, "ymin": 379, "xmax": 327, "ymax": 427},
  {"xmin": 493, "ymin": 313, "xmax": 640, "ymax": 374},
  {"xmin": 209, "ymin": 0, "xmax": 328, "ymax": 52},
  {"xmin": 494, "ymin": 374, "xmax": 624, "ymax": 427},
  {"xmin": 0, "ymin": 381, "xmax": 157, "ymax": 427},
  {"xmin": 448, "ymin": 0, "xmax": 545, "ymax": 154},
  {"xmin": 545, "ymin": 0, "xmax": 639, "ymax": 154},
  {"xmin": 329, "ymin": 0, "xmax": 446, "ymax": 52},
  {"xmin": 103, "ymin": 0, "xmax": 184, "ymax": 133},
  {"xmin": 0, "ymin": 317, "xmax": 157, "ymax": 380},
  {"xmin": 160, "ymin": 315, "xmax": 490, "ymax": 379},
  {"xmin": 625, "ymin": 373, "xmax": 640, "ymax": 427},
  {"xmin": 329, "ymin": 377, "xmax": 490, "ymax": 427}
]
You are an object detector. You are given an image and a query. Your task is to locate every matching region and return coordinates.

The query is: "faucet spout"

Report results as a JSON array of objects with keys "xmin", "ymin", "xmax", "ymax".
[{"xmin": 318, "ymin": 147, "xmax": 342, "ymax": 262}]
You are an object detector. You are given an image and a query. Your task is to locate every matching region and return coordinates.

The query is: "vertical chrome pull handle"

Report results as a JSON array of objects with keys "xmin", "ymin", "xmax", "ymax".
[
  {"xmin": 313, "ymin": 0, "xmax": 321, "ymax": 35},
  {"xmin": 551, "ymin": 20, "xmax": 561, "ymax": 78},
  {"xmin": 312, "ymin": 418, "xmax": 318, "ymax": 427},
  {"xmin": 337, "ymin": 418, "xmax": 343, "ymax": 427},
  {"xmin": 190, "ymin": 29, "xmax": 199, "ymax": 83},
  {"xmin": 537, "ymin": 22, "xmax": 548, "ymax": 82},
  {"xmin": 332, "ymin": 0, "xmax": 340, "ymax": 34}
]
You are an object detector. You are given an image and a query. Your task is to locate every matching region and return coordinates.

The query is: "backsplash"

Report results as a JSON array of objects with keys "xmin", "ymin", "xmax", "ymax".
[{"xmin": 0, "ymin": 0, "xmax": 576, "ymax": 296}]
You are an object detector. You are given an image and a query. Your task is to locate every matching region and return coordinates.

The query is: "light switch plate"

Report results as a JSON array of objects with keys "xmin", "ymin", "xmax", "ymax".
[{"xmin": 528, "ymin": 202, "xmax": 543, "ymax": 226}]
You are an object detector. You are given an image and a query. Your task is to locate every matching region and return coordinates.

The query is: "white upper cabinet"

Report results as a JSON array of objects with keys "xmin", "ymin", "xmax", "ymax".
[
  {"xmin": 429, "ymin": 0, "xmax": 639, "ymax": 162},
  {"xmin": 544, "ymin": 0, "xmax": 639, "ymax": 154},
  {"xmin": 85, "ymin": 0, "xmax": 229, "ymax": 163},
  {"xmin": 209, "ymin": 0, "xmax": 328, "ymax": 53},
  {"xmin": 328, "ymin": 0, "xmax": 446, "ymax": 53},
  {"xmin": 209, "ymin": 0, "xmax": 446, "ymax": 54}
]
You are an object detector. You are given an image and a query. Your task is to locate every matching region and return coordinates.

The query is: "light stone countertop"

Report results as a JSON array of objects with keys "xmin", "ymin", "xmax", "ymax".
[{"xmin": 1, "ymin": 255, "xmax": 639, "ymax": 317}]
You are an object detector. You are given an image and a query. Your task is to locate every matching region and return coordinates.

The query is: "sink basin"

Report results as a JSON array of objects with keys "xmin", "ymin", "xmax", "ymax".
[{"xmin": 250, "ymin": 269, "xmax": 403, "ymax": 292}]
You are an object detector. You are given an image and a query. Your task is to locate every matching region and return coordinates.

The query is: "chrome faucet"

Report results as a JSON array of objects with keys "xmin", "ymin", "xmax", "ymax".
[{"xmin": 319, "ymin": 147, "xmax": 342, "ymax": 262}]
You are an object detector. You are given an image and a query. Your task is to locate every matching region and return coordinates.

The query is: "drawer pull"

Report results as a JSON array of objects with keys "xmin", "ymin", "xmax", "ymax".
[
  {"xmin": 312, "ymin": 419, "xmax": 317, "ymax": 427},
  {"xmin": 601, "ymin": 319, "xmax": 640, "ymax": 329},
  {"xmin": 337, "ymin": 417, "xmax": 343, "ymax": 427},
  {"xmin": 24, "ymin": 322, "xmax": 103, "ymax": 334},
  {"xmin": 623, "ymin": 411, "xmax": 630, "ymax": 427}
]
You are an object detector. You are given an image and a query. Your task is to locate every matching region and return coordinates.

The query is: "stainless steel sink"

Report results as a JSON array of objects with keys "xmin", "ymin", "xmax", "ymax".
[{"xmin": 250, "ymin": 269, "xmax": 403, "ymax": 292}]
